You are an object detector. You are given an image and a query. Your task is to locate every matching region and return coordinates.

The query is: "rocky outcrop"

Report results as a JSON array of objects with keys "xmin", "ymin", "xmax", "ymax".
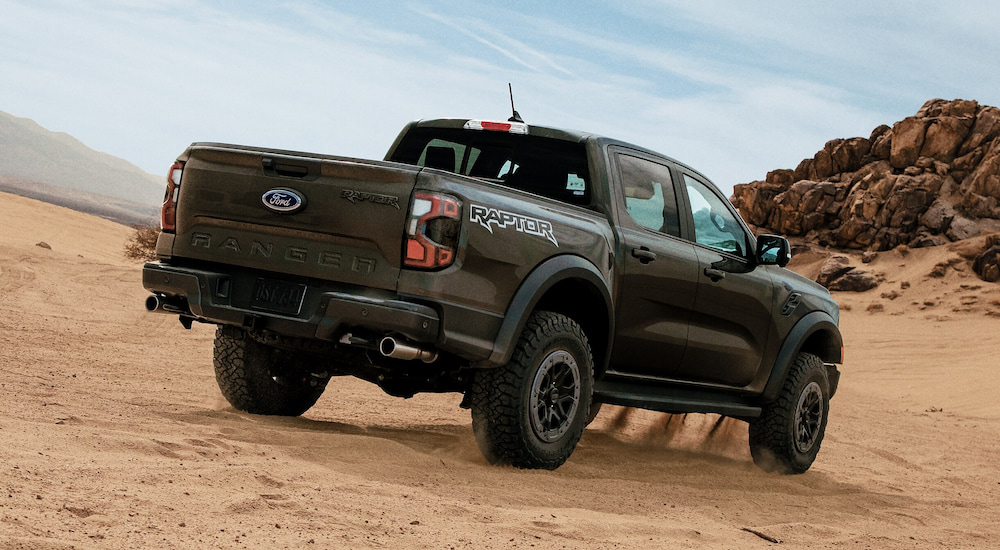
[
  {"xmin": 815, "ymin": 255, "xmax": 879, "ymax": 291},
  {"xmin": 972, "ymin": 235, "xmax": 1000, "ymax": 282},
  {"xmin": 733, "ymin": 99, "xmax": 1000, "ymax": 257}
]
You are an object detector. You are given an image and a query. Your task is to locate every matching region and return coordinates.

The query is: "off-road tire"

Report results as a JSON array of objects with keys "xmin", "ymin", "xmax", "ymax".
[
  {"xmin": 469, "ymin": 311, "xmax": 594, "ymax": 470},
  {"xmin": 749, "ymin": 352, "xmax": 830, "ymax": 474},
  {"xmin": 213, "ymin": 325, "xmax": 328, "ymax": 416},
  {"xmin": 587, "ymin": 402, "xmax": 603, "ymax": 425}
]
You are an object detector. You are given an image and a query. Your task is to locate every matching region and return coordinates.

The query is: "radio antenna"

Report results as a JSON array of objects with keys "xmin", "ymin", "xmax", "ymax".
[{"xmin": 508, "ymin": 83, "xmax": 523, "ymax": 123}]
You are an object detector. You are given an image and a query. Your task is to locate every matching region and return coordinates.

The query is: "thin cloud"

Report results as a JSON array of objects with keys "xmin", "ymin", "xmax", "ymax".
[
  {"xmin": 409, "ymin": 5, "xmax": 576, "ymax": 77},
  {"xmin": 1, "ymin": 0, "xmax": 996, "ymax": 196}
]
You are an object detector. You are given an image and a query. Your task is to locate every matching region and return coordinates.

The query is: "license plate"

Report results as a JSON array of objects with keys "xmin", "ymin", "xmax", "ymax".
[{"xmin": 250, "ymin": 278, "xmax": 306, "ymax": 316}]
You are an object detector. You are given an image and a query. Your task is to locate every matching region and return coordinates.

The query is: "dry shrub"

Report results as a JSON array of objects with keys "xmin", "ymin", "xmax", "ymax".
[{"xmin": 124, "ymin": 224, "xmax": 159, "ymax": 262}]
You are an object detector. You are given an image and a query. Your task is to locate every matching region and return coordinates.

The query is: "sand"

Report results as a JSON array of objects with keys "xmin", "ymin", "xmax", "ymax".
[{"xmin": 0, "ymin": 191, "xmax": 997, "ymax": 549}]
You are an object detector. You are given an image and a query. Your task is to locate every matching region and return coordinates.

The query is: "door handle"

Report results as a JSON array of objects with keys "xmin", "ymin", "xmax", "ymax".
[
  {"xmin": 704, "ymin": 267, "xmax": 726, "ymax": 282},
  {"xmin": 631, "ymin": 247, "xmax": 656, "ymax": 263}
]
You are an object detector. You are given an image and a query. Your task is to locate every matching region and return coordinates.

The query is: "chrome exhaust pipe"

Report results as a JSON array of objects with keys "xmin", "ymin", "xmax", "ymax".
[
  {"xmin": 379, "ymin": 336, "xmax": 438, "ymax": 363},
  {"xmin": 145, "ymin": 294, "xmax": 185, "ymax": 314}
]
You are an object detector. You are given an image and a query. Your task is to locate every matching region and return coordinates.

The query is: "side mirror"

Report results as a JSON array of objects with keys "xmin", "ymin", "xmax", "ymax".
[{"xmin": 756, "ymin": 235, "xmax": 791, "ymax": 267}]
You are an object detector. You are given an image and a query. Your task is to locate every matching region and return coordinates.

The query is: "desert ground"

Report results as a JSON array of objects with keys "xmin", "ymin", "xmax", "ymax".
[{"xmin": 0, "ymin": 191, "xmax": 997, "ymax": 549}]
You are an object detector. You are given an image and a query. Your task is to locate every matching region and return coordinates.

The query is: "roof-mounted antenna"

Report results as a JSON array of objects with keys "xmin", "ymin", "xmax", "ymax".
[{"xmin": 508, "ymin": 83, "xmax": 523, "ymax": 123}]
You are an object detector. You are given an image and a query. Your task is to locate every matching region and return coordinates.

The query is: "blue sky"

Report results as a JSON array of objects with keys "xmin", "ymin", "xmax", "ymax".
[{"xmin": 1, "ymin": 0, "xmax": 997, "ymax": 196}]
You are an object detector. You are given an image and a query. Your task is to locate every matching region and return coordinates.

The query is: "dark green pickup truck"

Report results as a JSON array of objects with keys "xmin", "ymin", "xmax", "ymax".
[{"xmin": 143, "ymin": 117, "xmax": 843, "ymax": 473}]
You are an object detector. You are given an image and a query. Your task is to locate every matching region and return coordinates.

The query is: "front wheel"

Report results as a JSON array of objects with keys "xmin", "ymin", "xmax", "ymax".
[
  {"xmin": 469, "ymin": 311, "xmax": 594, "ymax": 470},
  {"xmin": 749, "ymin": 352, "xmax": 830, "ymax": 474},
  {"xmin": 213, "ymin": 325, "xmax": 328, "ymax": 416}
]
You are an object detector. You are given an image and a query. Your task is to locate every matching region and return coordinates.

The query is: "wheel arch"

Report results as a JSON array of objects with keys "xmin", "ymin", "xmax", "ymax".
[
  {"xmin": 761, "ymin": 311, "xmax": 843, "ymax": 403},
  {"xmin": 483, "ymin": 255, "xmax": 614, "ymax": 376}
]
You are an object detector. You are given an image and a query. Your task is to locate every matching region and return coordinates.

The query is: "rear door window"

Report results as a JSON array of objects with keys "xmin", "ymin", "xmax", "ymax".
[{"xmin": 615, "ymin": 153, "xmax": 680, "ymax": 237}]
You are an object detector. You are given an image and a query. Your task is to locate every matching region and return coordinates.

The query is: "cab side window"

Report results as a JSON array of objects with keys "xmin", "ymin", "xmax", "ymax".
[
  {"xmin": 617, "ymin": 154, "xmax": 680, "ymax": 237},
  {"xmin": 683, "ymin": 174, "xmax": 749, "ymax": 256}
]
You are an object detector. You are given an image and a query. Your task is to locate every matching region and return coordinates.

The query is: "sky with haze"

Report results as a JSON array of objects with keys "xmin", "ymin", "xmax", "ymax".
[{"xmin": 1, "ymin": 0, "xmax": 997, "ymax": 196}]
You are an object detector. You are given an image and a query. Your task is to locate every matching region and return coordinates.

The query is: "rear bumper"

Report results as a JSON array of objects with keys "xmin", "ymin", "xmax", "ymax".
[{"xmin": 142, "ymin": 262, "xmax": 440, "ymax": 345}]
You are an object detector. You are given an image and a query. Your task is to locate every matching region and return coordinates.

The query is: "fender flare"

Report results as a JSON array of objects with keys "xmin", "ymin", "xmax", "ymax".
[
  {"xmin": 762, "ymin": 311, "xmax": 843, "ymax": 402},
  {"xmin": 484, "ymin": 255, "xmax": 614, "ymax": 370}
]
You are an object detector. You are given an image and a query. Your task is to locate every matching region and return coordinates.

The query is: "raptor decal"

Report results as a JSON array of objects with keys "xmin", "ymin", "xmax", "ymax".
[{"xmin": 469, "ymin": 204, "xmax": 558, "ymax": 246}]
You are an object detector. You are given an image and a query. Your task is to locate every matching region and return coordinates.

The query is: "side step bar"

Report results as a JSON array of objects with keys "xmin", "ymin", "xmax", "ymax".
[{"xmin": 594, "ymin": 377, "xmax": 762, "ymax": 419}]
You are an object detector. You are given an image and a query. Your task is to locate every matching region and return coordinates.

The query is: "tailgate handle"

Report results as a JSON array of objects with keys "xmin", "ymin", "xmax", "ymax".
[{"xmin": 262, "ymin": 158, "xmax": 311, "ymax": 179}]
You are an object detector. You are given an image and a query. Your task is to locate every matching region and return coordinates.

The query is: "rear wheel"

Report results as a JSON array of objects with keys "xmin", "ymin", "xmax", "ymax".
[
  {"xmin": 469, "ymin": 311, "xmax": 594, "ymax": 470},
  {"xmin": 587, "ymin": 402, "xmax": 603, "ymax": 425},
  {"xmin": 213, "ymin": 325, "xmax": 328, "ymax": 416},
  {"xmin": 749, "ymin": 352, "xmax": 830, "ymax": 474}
]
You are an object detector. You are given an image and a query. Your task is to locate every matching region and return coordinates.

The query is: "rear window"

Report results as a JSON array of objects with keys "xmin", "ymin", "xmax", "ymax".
[{"xmin": 389, "ymin": 127, "xmax": 591, "ymax": 206}]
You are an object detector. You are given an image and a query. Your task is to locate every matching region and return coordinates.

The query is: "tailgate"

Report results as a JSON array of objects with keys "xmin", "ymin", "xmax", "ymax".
[{"xmin": 172, "ymin": 144, "xmax": 418, "ymax": 291}]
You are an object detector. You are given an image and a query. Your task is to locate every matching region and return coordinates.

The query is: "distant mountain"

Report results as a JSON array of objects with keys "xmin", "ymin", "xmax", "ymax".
[
  {"xmin": 0, "ymin": 110, "xmax": 163, "ymax": 207},
  {"xmin": 0, "ymin": 175, "xmax": 158, "ymax": 227}
]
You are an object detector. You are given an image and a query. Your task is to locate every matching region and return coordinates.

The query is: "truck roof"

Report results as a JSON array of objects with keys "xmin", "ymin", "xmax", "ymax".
[
  {"xmin": 411, "ymin": 118, "xmax": 596, "ymax": 144},
  {"xmin": 409, "ymin": 118, "xmax": 715, "ymax": 186}
]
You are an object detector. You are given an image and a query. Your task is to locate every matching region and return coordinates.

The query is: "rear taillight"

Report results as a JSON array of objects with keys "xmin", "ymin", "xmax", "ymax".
[
  {"xmin": 161, "ymin": 161, "xmax": 183, "ymax": 232},
  {"xmin": 404, "ymin": 191, "xmax": 462, "ymax": 270}
]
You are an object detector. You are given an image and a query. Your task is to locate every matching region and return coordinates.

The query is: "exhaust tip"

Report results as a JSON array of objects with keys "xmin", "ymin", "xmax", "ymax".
[
  {"xmin": 146, "ymin": 294, "xmax": 186, "ymax": 314},
  {"xmin": 379, "ymin": 336, "xmax": 438, "ymax": 363},
  {"xmin": 379, "ymin": 337, "xmax": 397, "ymax": 357}
]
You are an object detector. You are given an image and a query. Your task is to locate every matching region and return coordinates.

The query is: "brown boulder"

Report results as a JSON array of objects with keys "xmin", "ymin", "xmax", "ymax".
[
  {"xmin": 812, "ymin": 145, "xmax": 835, "ymax": 180},
  {"xmin": 960, "ymin": 193, "xmax": 1000, "ymax": 219},
  {"xmin": 952, "ymin": 148, "xmax": 983, "ymax": 175},
  {"xmin": 890, "ymin": 117, "xmax": 927, "ymax": 169},
  {"xmin": 920, "ymin": 196, "xmax": 957, "ymax": 233},
  {"xmin": 792, "ymin": 158, "xmax": 813, "ymax": 182},
  {"xmin": 828, "ymin": 269, "xmax": 879, "ymax": 292},
  {"xmin": 802, "ymin": 211, "xmax": 827, "ymax": 233},
  {"xmin": 831, "ymin": 137, "xmax": 871, "ymax": 174},
  {"xmin": 870, "ymin": 124, "xmax": 891, "ymax": 142},
  {"xmin": 947, "ymin": 216, "xmax": 982, "ymax": 241},
  {"xmin": 870, "ymin": 125, "xmax": 892, "ymax": 160},
  {"xmin": 731, "ymin": 181, "xmax": 787, "ymax": 228},
  {"xmin": 816, "ymin": 255, "xmax": 878, "ymax": 291},
  {"xmin": 972, "ymin": 239, "xmax": 1000, "ymax": 282},
  {"xmin": 837, "ymin": 212, "xmax": 874, "ymax": 245},
  {"xmin": 917, "ymin": 98, "xmax": 978, "ymax": 118},
  {"xmin": 963, "ymin": 138, "xmax": 1000, "ymax": 201},
  {"xmin": 909, "ymin": 232, "xmax": 950, "ymax": 248},
  {"xmin": 958, "ymin": 106, "xmax": 1000, "ymax": 156},
  {"xmin": 920, "ymin": 116, "xmax": 973, "ymax": 163},
  {"xmin": 816, "ymin": 255, "xmax": 853, "ymax": 287},
  {"xmin": 766, "ymin": 169, "xmax": 795, "ymax": 185}
]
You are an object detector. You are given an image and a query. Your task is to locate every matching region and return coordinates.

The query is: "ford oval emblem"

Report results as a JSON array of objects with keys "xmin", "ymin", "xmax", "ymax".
[{"xmin": 262, "ymin": 188, "xmax": 306, "ymax": 214}]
